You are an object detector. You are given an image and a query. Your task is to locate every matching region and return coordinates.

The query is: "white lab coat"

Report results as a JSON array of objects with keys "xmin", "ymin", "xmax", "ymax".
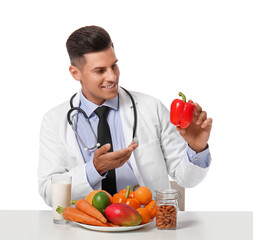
[{"xmin": 38, "ymin": 88, "xmax": 211, "ymax": 206}]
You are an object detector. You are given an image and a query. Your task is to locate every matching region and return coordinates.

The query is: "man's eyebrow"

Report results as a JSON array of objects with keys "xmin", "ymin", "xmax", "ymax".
[
  {"xmin": 112, "ymin": 59, "xmax": 118, "ymax": 65},
  {"xmin": 92, "ymin": 60, "xmax": 118, "ymax": 71}
]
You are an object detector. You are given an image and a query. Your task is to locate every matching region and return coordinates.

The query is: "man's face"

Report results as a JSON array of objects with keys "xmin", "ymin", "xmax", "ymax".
[{"xmin": 71, "ymin": 46, "xmax": 120, "ymax": 105}]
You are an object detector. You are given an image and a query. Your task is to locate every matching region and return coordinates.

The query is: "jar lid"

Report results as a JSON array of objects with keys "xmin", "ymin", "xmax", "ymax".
[{"xmin": 155, "ymin": 188, "xmax": 180, "ymax": 200}]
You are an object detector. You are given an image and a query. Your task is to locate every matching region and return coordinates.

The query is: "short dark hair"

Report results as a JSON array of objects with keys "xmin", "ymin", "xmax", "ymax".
[{"xmin": 66, "ymin": 25, "xmax": 113, "ymax": 69}]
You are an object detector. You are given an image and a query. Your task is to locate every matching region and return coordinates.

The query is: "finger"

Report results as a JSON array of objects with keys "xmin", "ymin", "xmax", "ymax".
[
  {"xmin": 114, "ymin": 149, "xmax": 132, "ymax": 161},
  {"xmin": 194, "ymin": 102, "xmax": 202, "ymax": 115},
  {"xmin": 96, "ymin": 149, "xmax": 131, "ymax": 171},
  {"xmin": 105, "ymin": 147, "xmax": 133, "ymax": 161},
  {"xmin": 104, "ymin": 150, "xmax": 132, "ymax": 169},
  {"xmin": 128, "ymin": 141, "xmax": 136, "ymax": 147},
  {"xmin": 94, "ymin": 143, "xmax": 111, "ymax": 157},
  {"xmin": 201, "ymin": 118, "xmax": 213, "ymax": 128},
  {"xmin": 196, "ymin": 111, "xmax": 207, "ymax": 125},
  {"xmin": 176, "ymin": 126, "xmax": 187, "ymax": 136},
  {"xmin": 99, "ymin": 144, "xmax": 136, "ymax": 167},
  {"xmin": 117, "ymin": 152, "xmax": 133, "ymax": 167},
  {"xmin": 128, "ymin": 142, "xmax": 138, "ymax": 150}
]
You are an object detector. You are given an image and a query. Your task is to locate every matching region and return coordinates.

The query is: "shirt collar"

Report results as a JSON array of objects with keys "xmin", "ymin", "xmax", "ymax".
[{"xmin": 79, "ymin": 91, "xmax": 119, "ymax": 118}]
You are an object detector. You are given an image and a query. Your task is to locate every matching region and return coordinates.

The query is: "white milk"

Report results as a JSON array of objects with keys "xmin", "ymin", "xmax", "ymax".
[{"xmin": 52, "ymin": 182, "xmax": 71, "ymax": 221}]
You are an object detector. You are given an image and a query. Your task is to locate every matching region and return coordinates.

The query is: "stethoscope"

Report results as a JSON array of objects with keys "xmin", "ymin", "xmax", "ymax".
[{"xmin": 67, "ymin": 87, "xmax": 137, "ymax": 151}]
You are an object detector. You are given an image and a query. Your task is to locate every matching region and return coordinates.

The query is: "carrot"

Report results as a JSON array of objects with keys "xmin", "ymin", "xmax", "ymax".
[
  {"xmin": 70, "ymin": 199, "xmax": 107, "ymax": 223},
  {"xmin": 56, "ymin": 206, "xmax": 110, "ymax": 227},
  {"xmin": 106, "ymin": 222, "xmax": 120, "ymax": 227}
]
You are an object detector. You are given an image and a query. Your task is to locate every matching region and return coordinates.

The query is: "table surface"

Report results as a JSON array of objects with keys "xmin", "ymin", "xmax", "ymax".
[{"xmin": 1, "ymin": 210, "xmax": 253, "ymax": 240}]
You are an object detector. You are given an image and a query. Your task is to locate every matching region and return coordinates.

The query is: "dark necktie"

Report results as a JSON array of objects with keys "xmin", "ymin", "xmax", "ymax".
[{"xmin": 94, "ymin": 106, "xmax": 116, "ymax": 196}]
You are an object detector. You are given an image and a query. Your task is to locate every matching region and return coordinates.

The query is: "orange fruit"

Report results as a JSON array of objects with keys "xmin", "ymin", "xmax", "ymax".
[
  {"xmin": 126, "ymin": 198, "xmax": 141, "ymax": 209},
  {"xmin": 145, "ymin": 200, "xmax": 157, "ymax": 219},
  {"xmin": 137, "ymin": 207, "xmax": 151, "ymax": 224},
  {"xmin": 135, "ymin": 186, "xmax": 152, "ymax": 205},
  {"xmin": 85, "ymin": 190, "xmax": 113, "ymax": 204}
]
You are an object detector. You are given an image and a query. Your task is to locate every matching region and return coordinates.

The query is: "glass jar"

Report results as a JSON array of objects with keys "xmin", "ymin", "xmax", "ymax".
[{"xmin": 155, "ymin": 189, "xmax": 179, "ymax": 230}]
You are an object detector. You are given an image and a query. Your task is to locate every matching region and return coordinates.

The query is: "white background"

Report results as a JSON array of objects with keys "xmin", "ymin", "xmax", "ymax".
[{"xmin": 0, "ymin": 0, "xmax": 252, "ymax": 211}]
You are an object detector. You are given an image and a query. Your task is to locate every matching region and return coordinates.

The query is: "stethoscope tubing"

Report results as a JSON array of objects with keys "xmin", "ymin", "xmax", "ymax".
[
  {"xmin": 67, "ymin": 86, "xmax": 137, "ymax": 150},
  {"xmin": 120, "ymin": 87, "xmax": 137, "ymax": 140}
]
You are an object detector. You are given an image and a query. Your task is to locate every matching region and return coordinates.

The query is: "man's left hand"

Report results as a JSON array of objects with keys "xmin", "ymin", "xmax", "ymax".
[{"xmin": 176, "ymin": 101, "xmax": 212, "ymax": 153}]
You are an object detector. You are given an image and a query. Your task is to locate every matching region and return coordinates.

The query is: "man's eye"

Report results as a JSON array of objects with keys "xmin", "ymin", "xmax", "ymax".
[
  {"xmin": 112, "ymin": 64, "xmax": 118, "ymax": 69},
  {"xmin": 96, "ymin": 69, "xmax": 104, "ymax": 73}
]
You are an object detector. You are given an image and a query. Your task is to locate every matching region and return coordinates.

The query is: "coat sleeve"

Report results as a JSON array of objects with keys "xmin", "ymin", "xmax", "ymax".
[
  {"xmin": 158, "ymin": 101, "xmax": 211, "ymax": 188},
  {"xmin": 37, "ymin": 112, "xmax": 93, "ymax": 207}
]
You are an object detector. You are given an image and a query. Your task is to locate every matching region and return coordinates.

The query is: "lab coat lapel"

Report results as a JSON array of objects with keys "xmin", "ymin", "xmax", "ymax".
[{"xmin": 118, "ymin": 87, "xmax": 144, "ymax": 186}]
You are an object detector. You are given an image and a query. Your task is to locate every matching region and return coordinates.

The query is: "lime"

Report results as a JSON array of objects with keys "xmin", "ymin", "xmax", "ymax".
[{"xmin": 92, "ymin": 191, "xmax": 111, "ymax": 214}]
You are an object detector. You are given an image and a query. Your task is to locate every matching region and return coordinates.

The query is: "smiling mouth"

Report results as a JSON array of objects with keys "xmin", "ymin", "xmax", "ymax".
[{"xmin": 103, "ymin": 82, "xmax": 117, "ymax": 89}]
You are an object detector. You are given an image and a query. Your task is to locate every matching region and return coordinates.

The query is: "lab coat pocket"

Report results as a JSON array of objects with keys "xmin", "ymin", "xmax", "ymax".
[{"xmin": 133, "ymin": 139, "xmax": 169, "ymax": 186}]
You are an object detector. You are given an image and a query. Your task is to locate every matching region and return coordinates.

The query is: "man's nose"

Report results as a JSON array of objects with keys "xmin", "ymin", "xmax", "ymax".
[{"xmin": 105, "ymin": 69, "xmax": 117, "ymax": 81}]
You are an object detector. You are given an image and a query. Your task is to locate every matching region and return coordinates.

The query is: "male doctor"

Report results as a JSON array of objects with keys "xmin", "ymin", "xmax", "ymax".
[{"xmin": 38, "ymin": 25, "xmax": 212, "ymax": 207}]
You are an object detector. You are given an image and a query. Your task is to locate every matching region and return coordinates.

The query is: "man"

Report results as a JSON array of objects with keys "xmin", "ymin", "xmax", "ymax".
[{"xmin": 38, "ymin": 26, "xmax": 212, "ymax": 207}]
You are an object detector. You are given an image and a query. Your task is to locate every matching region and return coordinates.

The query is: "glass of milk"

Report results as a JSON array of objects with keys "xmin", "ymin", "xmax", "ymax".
[{"xmin": 51, "ymin": 174, "xmax": 72, "ymax": 224}]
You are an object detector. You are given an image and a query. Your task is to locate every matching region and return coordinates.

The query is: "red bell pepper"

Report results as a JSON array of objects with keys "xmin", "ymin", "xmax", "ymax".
[{"xmin": 170, "ymin": 92, "xmax": 195, "ymax": 128}]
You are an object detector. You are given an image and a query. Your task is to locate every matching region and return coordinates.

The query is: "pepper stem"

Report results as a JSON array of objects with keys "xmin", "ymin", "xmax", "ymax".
[
  {"xmin": 70, "ymin": 200, "xmax": 76, "ymax": 205},
  {"xmin": 131, "ymin": 184, "xmax": 139, "ymax": 192},
  {"xmin": 179, "ymin": 92, "xmax": 186, "ymax": 103},
  {"xmin": 125, "ymin": 185, "xmax": 131, "ymax": 198}
]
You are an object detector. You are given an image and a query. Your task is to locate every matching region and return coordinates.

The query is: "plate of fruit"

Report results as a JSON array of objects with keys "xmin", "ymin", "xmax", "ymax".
[{"xmin": 56, "ymin": 186, "xmax": 157, "ymax": 232}]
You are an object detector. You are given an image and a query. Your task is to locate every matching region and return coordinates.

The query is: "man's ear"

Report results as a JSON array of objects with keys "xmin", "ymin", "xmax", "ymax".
[{"xmin": 69, "ymin": 65, "xmax": 81, "ymax": 81}]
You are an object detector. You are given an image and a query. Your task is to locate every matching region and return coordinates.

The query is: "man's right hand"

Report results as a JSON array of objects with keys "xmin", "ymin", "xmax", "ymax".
[{"xmin": 93, "ymin": 142, "xmax": 138, "ymax": 175}]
